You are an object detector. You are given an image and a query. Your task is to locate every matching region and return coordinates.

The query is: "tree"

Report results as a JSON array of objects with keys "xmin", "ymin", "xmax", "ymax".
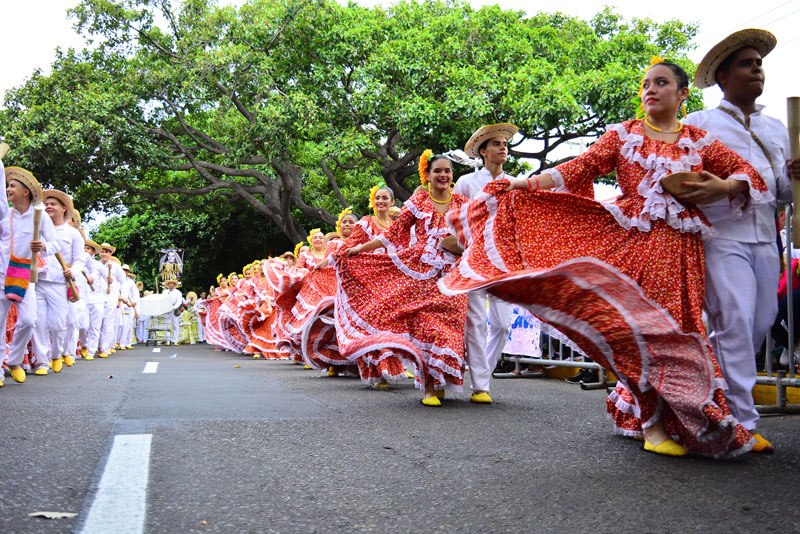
[{"xmin": 1, "ymin": 0, "xmax": 699, "ymax": 242}]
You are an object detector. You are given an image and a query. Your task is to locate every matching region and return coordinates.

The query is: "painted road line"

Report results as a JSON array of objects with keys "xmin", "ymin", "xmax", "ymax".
[
  {"xmin": 143, "ymin": 362, "xmax": 159, "ymax": 374},
  {"xmin": 152, "ymin": 348, "xmax": 161, "ymax": 353},
  {"xmin": 80, "ymin": 433, "xmax": 152, "ymax": 534}
]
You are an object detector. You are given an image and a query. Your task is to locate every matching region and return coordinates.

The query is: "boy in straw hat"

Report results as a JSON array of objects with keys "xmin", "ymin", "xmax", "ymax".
[
  {"xmin": 31, "ymin": 190, "xmax": 86, "ymax": 373},
  {"xmin": 96, "ymin": 242, "xmax": 125, "ymax": 357},
  {"xmin": 0, "ymin": 168, "xmax": 62, "ymax": 384},
  {"xmin": 163, "ymin": 278, "xmax": 183, "ymax": 345},
  {"xmin": 454, "ymin": 123, "xmax": 519, "ymax": 404},
  {"xmin": 117, "ymin": 264, "xmax": 139, "ymax": 349},
  {"xmin": 682, "ymin": 29, "xmax": 800, "ymax": 453},
  {"xmin": 79, "ymin": 239, "xmax": 106, "ymax": 360}
]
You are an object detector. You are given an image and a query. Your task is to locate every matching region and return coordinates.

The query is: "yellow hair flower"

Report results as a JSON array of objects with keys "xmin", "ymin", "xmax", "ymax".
[
  {"xmin": 293, "ymin": 241, "xmax": 304, "ymax": 258},
  {"xmin": 216, "ymin": 273, "xmax": 224, "ymax": 284},
  {"xmin": 418, "ymin": 149, "xmax": 433, "ymax": 185},
  {"xmin": 368, "ymin": 185, "xmax": 380, "ymax": 213},
  {"xmin": 638, "ymin": 55, "xmax": 666, "ymax": 99},
  {"xmin": 336, "ymin": 206, "xmax": 353, "ymax": 235}
]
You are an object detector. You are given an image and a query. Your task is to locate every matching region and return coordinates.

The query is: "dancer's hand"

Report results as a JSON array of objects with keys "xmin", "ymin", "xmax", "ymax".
[
  {"xmin": 789, "ymin": 158, "xmax": 800, "ymax": 181},
  {"xmin": 505, "ymin": 177, "xmax": 530, "ymax": 191},
  {"xmin": 674, "ymin": 171, "xmax": 745, "ymax": 205},
  {"xmin": 345, "ymin": 246, "xmax": 361, "ymax": 256}
]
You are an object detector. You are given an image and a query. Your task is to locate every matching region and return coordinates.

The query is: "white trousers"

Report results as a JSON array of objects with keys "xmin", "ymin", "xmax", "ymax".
[
  {"xmin": 84, "ymin": 301, "xmax": 103, "ymax": 353},
  {"xmin": 0, "ymin": 283, "xmax": 37, "ymax": 367},
  {"xmin": 69, "ymin": 299, "xmax": 87, "ymax": 354},
  {"xmin": 464, "ymin": 290, "xmax": 512, "ymax": 392},
  {"xmin": 171, "ymin": 312, "xmax": 180, "ymax": 343},
  {"xmin": 119, "ymin": 309, "xmax": 134, "ymax": 347},
  {"xmin": 704, "ymin": 238, "xmax": 779, "ymax": 431},
  {"xmin": 98, "ymin": 301, "xmax": 118, "ymax": 353},
  {"xmin": 32, "ymin": 280, "xmax": 69, "ymax": 365}
]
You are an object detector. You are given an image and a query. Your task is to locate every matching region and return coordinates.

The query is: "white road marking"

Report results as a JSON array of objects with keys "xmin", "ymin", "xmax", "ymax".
[
  {"xmin": 80, "ymin": 434, "xmax": 152, "ymax": 534},
  {"xmin": 152, "ymin": 348, "xmax": 161, "ymax": 353},
  {"xmin": 143, "ymin": 362, "xmax": 159, "ymax": 374}
]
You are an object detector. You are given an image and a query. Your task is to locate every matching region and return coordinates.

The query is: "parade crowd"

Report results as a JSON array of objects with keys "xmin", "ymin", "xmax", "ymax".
[{"xmin": 2, "ymin": 29, "xmax": 800, "ymax": 460}]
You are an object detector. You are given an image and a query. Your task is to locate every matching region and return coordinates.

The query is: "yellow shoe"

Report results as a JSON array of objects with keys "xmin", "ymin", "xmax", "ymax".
[
  {"xmin": 327, "ymin": 366, "xmax": 338, "ymax": 377},
  {"xmin": 52, "ymin": 358, "xmax": 64, "ymax": 374},
  {"xmin": 750, "ymin": 433, "xmax": 775, "ymax": 454},
  {"xmin": 372, "ymin": 381, "xmax": 391, "ymax": 391},
  {"xmin": 64, "ymin": 355, "xmax": 75, "ymax": 367},
  {"xmin": 0, "ymin": 379, "xmax": 3, "ymax": 387},
  {"xmin": 470, "ymin": 391, "xmax": 493, "ymax": 404},
  {"xmin": 97, "ymin": 352, "xmax": 109, "ymax": 359},
  {"xmin": 109, "ymin": 349, "xmax": 116, "ymax": 354},
  {"xmin": 34, "ymin": 367, "xmax": 49, "ymax": 376},
  {"xmin": 303, "ymin": 364, "xmax": 312, "ymax": 369},
  {"xmin": 644, "ymin": 438, "xmax": 688, "ymax": 457},
  {"xmin": 80, "ymin": 348, "xmax": 89, "ymax": 358},
  {"xmin": 9, "ymin": 366, "xmax": 26, "ymax": 383},
  {"xmin": 253, "ymin": 353, "xmax": 262, "ymax": 359},
  {"xmin": 83, "ymin": 353, "xmax": 95, "ymax": 361},
  {"xmin": 421, "ymin": 396, "xmax": 442, "ymax": 407},
  {"xmin": 404, "ymin": 370, "xmax": 415, "ymax": 379}
]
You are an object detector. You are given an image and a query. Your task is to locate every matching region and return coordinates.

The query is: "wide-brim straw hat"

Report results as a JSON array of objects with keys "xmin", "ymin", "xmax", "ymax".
[
  {"xmin": 42, "ymin": 189, "xmax": 74, "ymax": 223},
  {"xmin": 694, "ymin": 29, "xmax": 777, "ymax": 89},
  {"xmin": 464, "ymin": 123, "xmax": 519, "ymax": 158},
  {"xmin": 5, "ymin": 167, "xmax": 43, "ymax": 205},
  {"xmin": 99, "ymin": 242, "xmax": 116, "ymax": 254},
  {"xmin": 136, "ymin": 280, "xmax": 144, "ymax": 292},
  {"xmin": 186, "ymin": 291, "xmax": 198, "ymax": 304},
  {"xmin": 72, "ymin": 208, "xmax": 82, "ymax": 226},
  {"xmin": 121, "ymin": 264, "xmax": 130, "ymax": 271},
  {"xmin": 162, "ymin": 279, "xmax": 182, "ymax": 289},
  {"xmin": 85, "ymin": 239, "xmax": 102, "ymax": 255}
]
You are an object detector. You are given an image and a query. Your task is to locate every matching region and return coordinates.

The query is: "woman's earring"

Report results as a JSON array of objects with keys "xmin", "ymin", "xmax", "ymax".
[{"xmin": 681, "ymin": 102, "xmax": 687, "ymax": 119}]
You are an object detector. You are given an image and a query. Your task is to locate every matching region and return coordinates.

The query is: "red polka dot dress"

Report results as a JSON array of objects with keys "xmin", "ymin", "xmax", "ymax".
[
  {"xmin": 334, "ymin": 191, "xmax": 469, "ymax": 392},
  {"xmin": 241, "ymin": 274, "xmax": 282, "ymax": 358},
  {"xmin": 218, "ymin": 278, "xmax": 252, "ymax": 352},
  {"xmin": 440, "ymin": 119, "xmax": 771, "ymax": 458}
]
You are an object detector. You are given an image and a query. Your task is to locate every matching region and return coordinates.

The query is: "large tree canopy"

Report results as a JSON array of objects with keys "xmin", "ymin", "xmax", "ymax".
[{"xmin": 1, "ymin": 0, "xmax": 699, "ymax": 245}]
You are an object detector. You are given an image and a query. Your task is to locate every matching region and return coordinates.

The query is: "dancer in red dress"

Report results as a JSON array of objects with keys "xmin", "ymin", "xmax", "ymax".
[
  {"xmin": 300, "ymin": 209, "xmax": 360, "ymax": 374},
  {"xmin": 338, "ymin": 153, "xmax": 469, "ymax": 405},
  {"xmin": 440, "ymin": 61, "xmax": 768, "ymax": 457}
]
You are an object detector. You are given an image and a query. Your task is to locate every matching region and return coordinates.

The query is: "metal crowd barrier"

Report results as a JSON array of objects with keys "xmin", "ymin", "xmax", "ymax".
[
  {"xmin": 756, "ymin": 203, "xmax": 800, "ymax": 414},
  {"xmin": 497, "ymin": 334, "xmax": 615, "ymax": 391}
]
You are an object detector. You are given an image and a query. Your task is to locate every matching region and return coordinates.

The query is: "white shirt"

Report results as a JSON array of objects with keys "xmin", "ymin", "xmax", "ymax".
[
  {"xmin": 453, "ymin": 167, "xmax": 511, "ymax": 200},
  {"xmin": 0, "ymin": 204, "xmax": 60, "ymax": 278},
  {"xmin": 165, "ymin": 287, "xmax": 183, "ymax": 311},
  {"xmin": 684, "ymin": 99, "xmax": 791, "ymax": 243},
  {"xmin": 38, "ymin": 223, "xmax": 85, "ymax": 283},
  {"xmin": 98, "ymin": 260, "xmax": 126, "ymax": 303},
  {"xmin": 0, "ymin": 160, "xmax": 8, "ymax": 222},
  {"xmin": 82, "ymin": 254, "xmax": 107, "ymax": 304}
]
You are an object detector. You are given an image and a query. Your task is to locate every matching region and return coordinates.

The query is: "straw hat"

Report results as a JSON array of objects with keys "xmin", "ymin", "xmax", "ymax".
[
  {"xmin": 186, "ymin": 291, "xmax": 198, "ymax": 304},
  {"xmin": 42, "ymin": 189, "xmax": 74, "ymax": 222},
  {"xmin": 163, "ymin": 278, "xmax": 182, "ymax": 289},
  {"xmin": 85, "ymin": 239, "xmax": 102, "ymax": 255},
  {"xmin": 694, "ymin": 29, "xmax": 777, "ymax": 89},
  {"xmin": 464, "ymin": 123, "xmax": 519, "ymax": 158},
  {"xmin": 99, "ymin": 242, "xmax": 116, "ymax": 254},
  {"xmin": 136, "ymin": 280, "xmax": 144, "ymax": 292},
  {"xmin": 72, "ymin": 208, "xmax": 82, "ymax": 226},
  {"xmin": 5, "ymin": 167, "xmax": 43, "ymax": 205},
  {"xmin": 121, "ymin": 264, "xmax": 130, "ymax": 271}
]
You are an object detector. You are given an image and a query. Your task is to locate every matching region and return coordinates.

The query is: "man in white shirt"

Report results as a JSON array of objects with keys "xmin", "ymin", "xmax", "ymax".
[
  {"xmin": 33, "ymin": 190, "xmax": 85, "ymax": 373},
  {"xmin": 683, "ymin": 29, "xmax": 800, "ymax": 453},
  {"xmin": 0, "ymin": 168, "xmax": 61, "ymax": 385},
  {"xmin": 96, "ymin": 242, "xmax": 125, "ymax": 358},
  {"xmin": 118, "ymin": 265, "xmax": 139, "ymax": 349},
  {"xmin": 453, "ymin": 123, "xmax": 519, "ymax": 404},
  {"xmin": 80, "ymin": 239, "xmax": 106, "ymax": 360},
  {"xmin": 163, "ymin": 278, "xmax": 183, "ymax": 345}
]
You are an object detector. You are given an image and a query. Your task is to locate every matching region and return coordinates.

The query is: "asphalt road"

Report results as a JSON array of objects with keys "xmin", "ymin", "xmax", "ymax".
[{"xmin": 1, "ymin": 343, "xmax": 799, "ymax": 533}]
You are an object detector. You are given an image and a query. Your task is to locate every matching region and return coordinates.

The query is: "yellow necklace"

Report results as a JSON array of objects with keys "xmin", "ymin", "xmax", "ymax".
[
  {"xmin": 373, "ymin": 215, "xmax": 392, "ymax": 228},
  {"xmin": 644, "ymin": 116, "xmax": 683, "ymax": 134},
  {"xmin": 428, "ymin": 191, "xmax": 452, "ymax": 205}
]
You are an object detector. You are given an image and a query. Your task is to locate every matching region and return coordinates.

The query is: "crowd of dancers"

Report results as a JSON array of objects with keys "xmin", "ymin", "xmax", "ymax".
[{"xmin": 2, "ymin": 29, "xmax": 800, "ymax": 461}]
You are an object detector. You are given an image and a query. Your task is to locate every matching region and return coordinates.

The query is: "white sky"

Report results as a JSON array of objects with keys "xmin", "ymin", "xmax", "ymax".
[{"xmin": 2, "ymin": 0, "xmax": 798, "ymax": 119}]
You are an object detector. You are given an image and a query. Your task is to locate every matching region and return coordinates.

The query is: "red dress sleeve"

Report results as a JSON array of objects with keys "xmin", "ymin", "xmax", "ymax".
[{"xmin": 551, "ymin": 129, "xmax": 621, "ymax": 199}]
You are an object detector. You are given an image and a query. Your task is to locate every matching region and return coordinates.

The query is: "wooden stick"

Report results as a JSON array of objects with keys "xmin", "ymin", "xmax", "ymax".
[
  {"xmin": 82, "ymin": 270, "xmax": 95, "ymax": 290},
  {"xmin": 790, "ymin": 97, "xmax": 800, "ymax": 248},
  {"xmin": 106, "ymin": 263, "xmax": 112, "ymax": 294},
  {"xmin": 54, "ymin": 252, "xmax": 80, "ymax": 302},
  {"xmin": 30, "ymin": 204, "xmax": 44, "ymax": 283}
]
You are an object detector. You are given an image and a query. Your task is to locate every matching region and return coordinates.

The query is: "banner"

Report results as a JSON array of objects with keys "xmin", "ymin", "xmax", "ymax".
[{"xmin": 159, "ymin": 248, "xmax": 184, "ymax": 283}]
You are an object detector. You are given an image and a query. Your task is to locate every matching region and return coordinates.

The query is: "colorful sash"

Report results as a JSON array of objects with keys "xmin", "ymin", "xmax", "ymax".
[{"xmin": 5, "ymin": 254, "xmax": 31, "ymax": 302}]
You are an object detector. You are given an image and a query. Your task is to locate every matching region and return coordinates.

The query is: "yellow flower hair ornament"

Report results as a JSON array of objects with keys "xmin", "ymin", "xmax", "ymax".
[
  {"xmin": 307, "ymin": 228, "xmax": 322, "ymax": 247},
  {"xmin": 293, "ymin": 241, "xmax": 304, "ymax": 259},
  {"xmin": 418, "ymin": 149, "xmax": 433, "ymax": 185},
  {"xmin": 336, "ymin": 206, "xmax": 353, "ymax": 235},
  {"xmin": 368, "ymin": 185, "xmax": 381, "ymax": 214},
  {"xmin": 216, "ymin": 273, "xmax": 224, "ymax": 284}
]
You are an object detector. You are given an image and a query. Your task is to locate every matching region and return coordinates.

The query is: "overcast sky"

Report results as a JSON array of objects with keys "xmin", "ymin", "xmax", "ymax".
[{"xmin": 2, "ymin": 0, "xmax": 798, "ymax": 122}]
